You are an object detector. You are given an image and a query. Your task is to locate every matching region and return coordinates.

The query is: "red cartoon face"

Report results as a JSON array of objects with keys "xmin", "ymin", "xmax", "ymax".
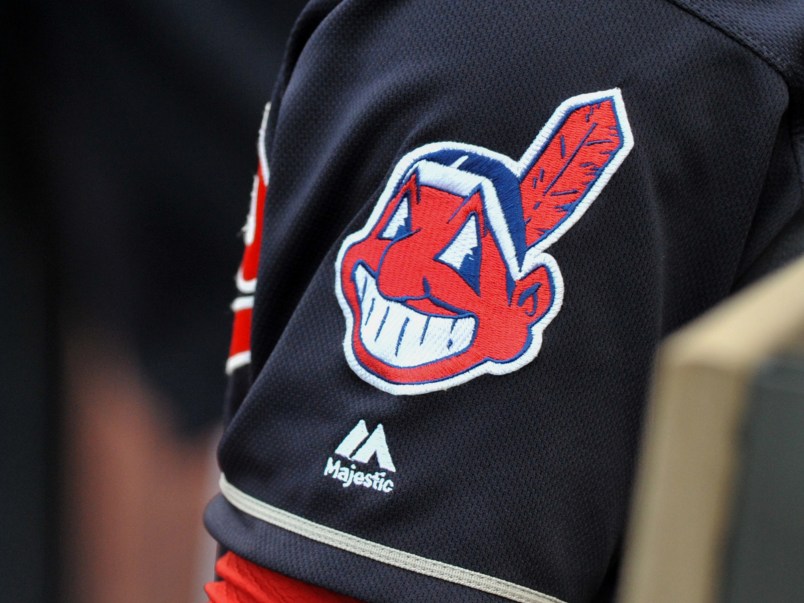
[
  {"xmin": 335, "ymin": 90, "xmax": 633, "ymax": 394},
  {"xmin": 340, "ymin": 166, "xmax": 555, "ymax": 387}
]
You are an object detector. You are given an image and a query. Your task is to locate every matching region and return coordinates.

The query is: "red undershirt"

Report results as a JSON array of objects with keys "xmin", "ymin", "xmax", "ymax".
[{"xmin": 206, "ymin": 552, "xmax": 363, "ymax": 603}]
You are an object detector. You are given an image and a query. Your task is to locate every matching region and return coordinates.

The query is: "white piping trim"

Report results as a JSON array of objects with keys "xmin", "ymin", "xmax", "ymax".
[
  {"xmin": 236, "ymin": 266, "xmax": 257, "ymax": 295},
  {"xmin": 230, "ymin": 296, "xmax": 254, "ymax": 312},
  {"xmin": 258, "ymin": 102, "xmax": 271, "ymax": 182},
  {"xmin": 219, "ymin": 474, "xmax": 566, "ymax": 603},
  {"xmin": 225, "ymin": 351, "xmax": 251, "ymax": 375}
]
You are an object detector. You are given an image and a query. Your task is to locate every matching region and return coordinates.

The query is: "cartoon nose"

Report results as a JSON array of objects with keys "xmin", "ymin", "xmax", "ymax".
[{"xmin": 376, "ymin": 243, "xmax": 430, "ymax": 300}]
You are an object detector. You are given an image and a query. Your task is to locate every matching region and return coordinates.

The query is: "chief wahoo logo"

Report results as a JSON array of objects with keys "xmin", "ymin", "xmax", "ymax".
[{"xmin": 336, "ymin": 89, "xmax": 633, "ymax": 395}]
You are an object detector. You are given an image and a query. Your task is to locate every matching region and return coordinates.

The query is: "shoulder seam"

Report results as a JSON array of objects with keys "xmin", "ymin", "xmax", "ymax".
[{"xmin": 664, "ymin": 0, "xmax": 796, "ymax": 88}]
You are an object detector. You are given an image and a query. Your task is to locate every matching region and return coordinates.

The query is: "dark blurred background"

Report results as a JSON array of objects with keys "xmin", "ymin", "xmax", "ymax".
[{"xmin": 1, "ymin": 1, "xmax": 306, "ymax": 601}]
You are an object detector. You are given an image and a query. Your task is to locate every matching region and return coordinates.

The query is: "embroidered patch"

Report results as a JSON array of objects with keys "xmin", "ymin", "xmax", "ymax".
[{"xmin": 335, "ymin": 89, "xmax": 633, "ymax": 395}]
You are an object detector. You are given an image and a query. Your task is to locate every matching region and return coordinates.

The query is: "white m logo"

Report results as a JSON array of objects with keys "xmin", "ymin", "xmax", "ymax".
[{"xmin": 334, "ymin": 420, "xmax": 396, "ymax": 472}]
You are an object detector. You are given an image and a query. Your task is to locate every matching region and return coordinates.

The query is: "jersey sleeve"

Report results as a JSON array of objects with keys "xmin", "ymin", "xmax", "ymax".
[{"xmin": 206, "ymin": 1, "xmax": 804, "ymax": 602}]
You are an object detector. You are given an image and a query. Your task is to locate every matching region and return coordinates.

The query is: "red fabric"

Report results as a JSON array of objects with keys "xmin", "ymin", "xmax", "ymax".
[
  {"xmin": 240, "ymin": 163, "xmax": 267, "ymax": 283},
  {"xmin": 518, "ymin": 98, "xmax": 622, "ymax": 247},
  {"xmin": 206, "ymin": 552, "xmax": 363, "ymax": 603},
  {"xmin": 227, "ymin": 305, "xmax": 253, "ymax": 359}
]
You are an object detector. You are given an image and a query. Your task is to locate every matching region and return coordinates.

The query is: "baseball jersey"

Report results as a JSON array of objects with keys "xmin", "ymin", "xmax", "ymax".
[{"xmin": 205, "ymin": 1, "xmax": 804, "ymax": 601}]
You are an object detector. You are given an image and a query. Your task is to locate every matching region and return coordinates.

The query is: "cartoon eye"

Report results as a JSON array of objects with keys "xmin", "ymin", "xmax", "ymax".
[
  {"xmin": 379, "ymin": 196, "xmax": 411, "ymax": 240},
  {"xmin": 436, "ymin": 213, "xmax": 481, "ymax": 293}
]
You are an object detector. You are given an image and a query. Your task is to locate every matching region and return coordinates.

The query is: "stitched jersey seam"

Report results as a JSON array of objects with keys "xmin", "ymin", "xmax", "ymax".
[
  {"xmin": 218, "ymin": 474, "xmax": 566, "ymax": 603},
  {"xmin": 663, "ymin": 0, "xmax": 796, "ymax": 88}
]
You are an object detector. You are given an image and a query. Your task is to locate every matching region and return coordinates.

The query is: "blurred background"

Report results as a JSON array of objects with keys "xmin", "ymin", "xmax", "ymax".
[
  {"xmin": 5, "ymin": 3, "xmax": 803, "ymax": 603},
  {"xmin": 1, "ymin": 1, "xmax": 306, "ymax": 601}
]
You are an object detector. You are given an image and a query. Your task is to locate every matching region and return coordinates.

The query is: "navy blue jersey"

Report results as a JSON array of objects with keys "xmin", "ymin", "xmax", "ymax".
[{"xmin": 205, "ymin": 1, "xmax": 804, "ymax": 601}]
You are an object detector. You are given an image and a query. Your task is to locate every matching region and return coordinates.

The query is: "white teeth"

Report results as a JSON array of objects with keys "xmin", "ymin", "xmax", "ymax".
[{"xmin": 353, "ymin": 265, "xmax": 476, "ymax": 368}]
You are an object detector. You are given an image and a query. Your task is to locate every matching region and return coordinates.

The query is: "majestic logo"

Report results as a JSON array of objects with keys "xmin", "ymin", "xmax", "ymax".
[
  {"xmin": 336, "ymin": 89, "xmax": 633, "ymax": 395},
  {"xmin": 323, "ymin": 420, "xmax": 396, "ymax": 493}
]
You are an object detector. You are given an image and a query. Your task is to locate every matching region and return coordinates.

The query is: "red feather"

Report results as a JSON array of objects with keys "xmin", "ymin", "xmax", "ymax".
[{"xmin": 519, "ymin": 99, "xmax": 622, "ymax": 248}]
